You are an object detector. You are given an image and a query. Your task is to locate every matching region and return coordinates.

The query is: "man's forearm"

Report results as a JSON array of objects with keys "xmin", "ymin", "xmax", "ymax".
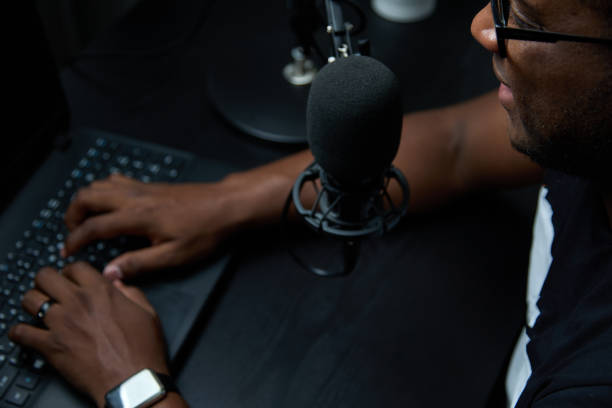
[
  {"xmin": 392, "ymin": 90, "xmax": 542, "ymax": 211},
  {"xmin": 220, "ymin": 90, "xmax": 543, "ymax": 228},
  {"xmin": 220, "ymin": 149, "xmax": 315, "ymax": 229}
]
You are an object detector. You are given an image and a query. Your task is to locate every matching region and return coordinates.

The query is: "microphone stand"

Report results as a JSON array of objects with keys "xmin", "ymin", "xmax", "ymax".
[{"xmin": 281, "ymin": 190, "xmax": 360, "ymax": 277}]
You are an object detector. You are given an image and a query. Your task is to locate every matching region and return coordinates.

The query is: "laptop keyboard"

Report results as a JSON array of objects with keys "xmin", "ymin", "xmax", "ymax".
[{"xmin": 0, "ymin": 136, "xmax": 186, "ymax": 407}]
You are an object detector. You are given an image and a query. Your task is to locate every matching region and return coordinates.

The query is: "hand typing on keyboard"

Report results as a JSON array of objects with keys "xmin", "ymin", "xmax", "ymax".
[
  {"xmin": 61, "ymin": 173, "xmax": 244, "ymax": 280},
  {"xmin": 8, "ymin": 262, "xmax": 187, "ymax": 407}
]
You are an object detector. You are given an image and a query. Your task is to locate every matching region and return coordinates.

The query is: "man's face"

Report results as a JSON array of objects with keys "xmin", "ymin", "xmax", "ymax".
[{"xmin": 471, "ymin": 0, "xmax": 612, "ymax": 182}]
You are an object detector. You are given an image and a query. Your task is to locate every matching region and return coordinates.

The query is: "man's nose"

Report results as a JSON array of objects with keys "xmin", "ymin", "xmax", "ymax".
[{"xmin": 471, "ymin": 4, "xmax": 500, "ymax": 54}]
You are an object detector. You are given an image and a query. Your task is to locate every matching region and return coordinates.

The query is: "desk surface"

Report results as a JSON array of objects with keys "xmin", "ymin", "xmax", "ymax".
[{"xmin": 61, "ymin": 0, "xmax": 536, "ymax": 406}]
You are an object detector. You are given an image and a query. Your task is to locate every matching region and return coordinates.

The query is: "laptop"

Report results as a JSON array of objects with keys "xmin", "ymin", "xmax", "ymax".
[{"xmin": 0, "ymin": 4, "xmax": 233, "ymax": 407}]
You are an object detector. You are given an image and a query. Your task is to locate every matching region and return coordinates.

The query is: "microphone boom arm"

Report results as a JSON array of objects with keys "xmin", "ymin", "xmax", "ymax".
[{"xmin": 325, "ymin": 0, "xmax": 369, "ymax": 59}]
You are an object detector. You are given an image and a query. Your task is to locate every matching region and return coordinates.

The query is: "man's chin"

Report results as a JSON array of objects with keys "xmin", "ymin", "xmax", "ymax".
[{"xmin": 508, "ymin": 125, "xmax": 537, "ymax": 160}]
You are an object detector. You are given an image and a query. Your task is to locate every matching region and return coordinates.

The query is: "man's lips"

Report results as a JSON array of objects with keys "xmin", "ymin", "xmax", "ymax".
[{"xmin": 493, "ymin": 63, "xmax": 514, "ymax": 108}]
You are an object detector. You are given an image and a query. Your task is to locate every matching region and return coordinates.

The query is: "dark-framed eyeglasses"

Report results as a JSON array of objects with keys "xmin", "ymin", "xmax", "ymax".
[{"xmin": 491, "ymin": 0, "xmax": 612, "ymax": 58}]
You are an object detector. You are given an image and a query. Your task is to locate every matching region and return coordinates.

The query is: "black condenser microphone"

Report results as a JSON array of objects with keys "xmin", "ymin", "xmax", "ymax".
[{"xmin": 284, "ymin": 55, "xmax": 410, "ymax": 276}]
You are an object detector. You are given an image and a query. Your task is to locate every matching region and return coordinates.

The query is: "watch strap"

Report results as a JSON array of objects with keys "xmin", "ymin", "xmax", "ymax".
[{"xmin": 155, "ymin": 372, "xmax": 177, "ymax": 393}]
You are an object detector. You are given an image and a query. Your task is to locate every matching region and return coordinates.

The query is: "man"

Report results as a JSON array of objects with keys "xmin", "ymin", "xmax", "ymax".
[{"xmin": 8, "ymin": 0, "xmax": 612, "ymax": 406}]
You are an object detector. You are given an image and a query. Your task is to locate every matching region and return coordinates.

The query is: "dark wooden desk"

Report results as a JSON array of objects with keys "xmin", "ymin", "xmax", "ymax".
[{"xmin": 61, "ymin": 0, "xmax": 536, "ymax": 406}]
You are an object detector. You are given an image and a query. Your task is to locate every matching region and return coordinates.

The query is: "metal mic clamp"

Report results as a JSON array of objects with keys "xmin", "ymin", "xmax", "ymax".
[{"xmin": 282, "ymin": 162, "xmax": 409, "ymax": 277}]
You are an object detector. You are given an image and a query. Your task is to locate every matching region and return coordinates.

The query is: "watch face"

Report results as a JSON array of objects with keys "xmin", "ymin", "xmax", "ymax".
[{"xmin": 117, "ymin": 369, "xmax": 165, "ymax": 408}]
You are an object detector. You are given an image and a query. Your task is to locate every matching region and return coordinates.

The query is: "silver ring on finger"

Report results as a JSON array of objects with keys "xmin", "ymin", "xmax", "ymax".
[{"xmin": 36, "ymin": 300, "xmax": 55, "ymax": 320}]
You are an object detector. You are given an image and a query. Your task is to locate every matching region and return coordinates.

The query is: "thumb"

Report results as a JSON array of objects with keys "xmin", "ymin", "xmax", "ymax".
[
  {"xmin": 102, "ymin": 241, "xmax": 180, "ymax": 280},
  {"xmin": 112, "ymin": 280, "xmax": 156, "ymax": 316}
]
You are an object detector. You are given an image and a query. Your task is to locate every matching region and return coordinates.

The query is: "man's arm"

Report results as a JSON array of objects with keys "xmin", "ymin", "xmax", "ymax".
[
  {"xmin": 220, "ymin": 90, "xmax": 542, "ymax": 218},
  {"xmin": 392, "ymin": 90, "xmax": 542, "ymax": 211},
  {"xmin": 530, "ymin": 386, "xmax": 612, "ymax": 408},
  {"xmin": 62, "ymin": 90, "xmax": 541, "ymax": 279}
]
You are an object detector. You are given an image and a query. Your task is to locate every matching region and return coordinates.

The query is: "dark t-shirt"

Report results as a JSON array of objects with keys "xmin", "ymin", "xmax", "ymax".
[{"xmin": 515, "ymin": 171, "xmax": 612, "ymax": 407}]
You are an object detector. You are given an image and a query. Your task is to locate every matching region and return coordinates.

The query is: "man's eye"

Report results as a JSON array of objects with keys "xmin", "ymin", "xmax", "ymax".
[
  {"xmin": 509, "ymin": 6, "xmax": 543, "ymax": 29},
  {"xmin": 511, "ymin": 14, "xmax": 534, "ymax": 29}
]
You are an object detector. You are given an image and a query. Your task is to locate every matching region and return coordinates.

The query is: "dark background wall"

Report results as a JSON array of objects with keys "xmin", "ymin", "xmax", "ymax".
[{"xmin": 35, "ymin": 0, "xmax": 142, "ymax": 67}]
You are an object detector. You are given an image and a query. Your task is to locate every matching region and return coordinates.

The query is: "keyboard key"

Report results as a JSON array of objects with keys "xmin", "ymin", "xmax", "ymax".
[
  {"xmin": 47, "ymin": 199, "xmax": 60, "ymax": 211},
  {"xmin": 0, "ymin": 339, "xmax": 15, "ymax": 355},
  {"xmin": 15, "ymin": 372, "xmax": 38, "ymax": 390},
  {"xmin": 117, "ymin": 156, "xmax": 130, "ymax": 167},
  {"xmin": 16, "ymin": 314, "xmax": 30, "ymax": 324},
  {"xmin": 24, "ymin": 248, "xmax": 40, "ymax": 258},
  {"xmin": 39, "ymin": 209, "xmax": 52, "ymax": 220},
  {"xmin": 148, "ymin": 163, "xmax": 160, "ymax": 174},
  {"xmin": 0, "ymin": 366, "xmax": 18, "ymax": 396},
  {"xmin": 78, "ymin": 158, "xmax": 90, "ymax": 168},
  {"xmin": 30, "ymin": 359, "xmax": 45, "ymax": 372},
  {"xmin": 33, "ymin": 219, "xmax": 45, "ymax": 231},
  {"xmin": 86, "ymin": 147, "xmax": 99, "ymax": 158},
  {"xmin": 5, "ymin": 385, "xmax": 30, "ymax": 406},
  {"xmin": 163, "ymin": 155, "xmax": 174, "ymax": 165},
  {"xmin": 71, "ymin": 169, "xmax": 83, "ymax": 179}
]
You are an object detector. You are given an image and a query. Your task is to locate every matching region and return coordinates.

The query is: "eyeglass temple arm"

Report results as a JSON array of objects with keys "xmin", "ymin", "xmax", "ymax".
[{"xmin": 497, "ymin": 25, "xmax": 612, "ymax": 45}]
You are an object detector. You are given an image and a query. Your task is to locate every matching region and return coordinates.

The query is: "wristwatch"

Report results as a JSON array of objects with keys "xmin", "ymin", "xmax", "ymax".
[{"xmin": 104, "ymin": 369, "xmax": 176, "ymax": 408}]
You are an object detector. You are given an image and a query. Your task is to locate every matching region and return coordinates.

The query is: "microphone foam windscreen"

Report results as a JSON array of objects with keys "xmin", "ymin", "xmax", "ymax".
[{"xmin": 306, "ymin": 55, "xmax": 402, "ymax": 188}]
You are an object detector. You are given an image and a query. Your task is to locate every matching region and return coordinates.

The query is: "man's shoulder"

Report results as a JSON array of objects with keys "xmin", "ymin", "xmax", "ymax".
[{"xmin": 531, "ymin": 385, "xmax": 612, "ymax": 408}]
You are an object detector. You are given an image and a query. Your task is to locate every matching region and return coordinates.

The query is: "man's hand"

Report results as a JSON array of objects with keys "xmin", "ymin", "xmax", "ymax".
[
  {"xmin": 61, "ymin": 174, "xmax": 242, "ymax": 280},
  {"xmin": 9, "ymin": 262, "xmax": 170, "ymax": 408}
]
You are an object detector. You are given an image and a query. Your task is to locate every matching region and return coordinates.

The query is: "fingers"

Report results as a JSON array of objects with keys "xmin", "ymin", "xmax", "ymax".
[
  {"xmin": 102, "ymin": 241, "xmax": 181, "ymax": 280},
  {"xmin": 34, "ymin": 267, "xmax": 77, "ymax": 303},
  {"xmin": 61, "ymin": 262, "xmax": 104, "ymax": 287},
  {"xmin": 64, "ymin": 186, "xmax": 126, "ymax": 231},
  {"xmin": 8, "ymin": 324, "xmax": 52, "ymax": 355},
  {"xmin": 63, "ymin": 174, "xmax": 145, "ymax": 249},
  {"xmin": 63, "ymin": 211, "xmax": 150, "ymax": 257},
  {"xmin": 112, "ymin": 281, "xmax": 156, "ymax": 316}
]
